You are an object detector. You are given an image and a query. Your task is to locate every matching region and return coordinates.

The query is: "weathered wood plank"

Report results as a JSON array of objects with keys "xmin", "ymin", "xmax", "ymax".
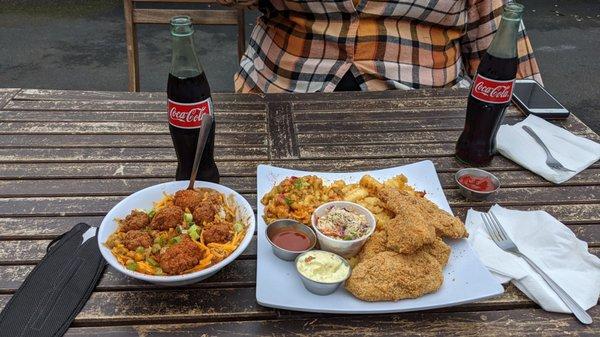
[
  {"xmin": 2, "ymin": 170, "xmax": 597, "ymax": 200},
  {"xmin": 0, "ymin": 88, "xmax": 20, "ymax": 109},
  {"xmin": 2, "ymin": 156, "xmax": 576, "ymax": 180},
  {"xmin": 295, "ymin": 116, "xmax": 591, "ymax": 134},
  {"xmin": 0, "ymin": 147, "xmax": 268, "ymax": 162},
  {"xmin": 0, "ymin": 134, "xmax": 267, "ymax": 148},
  {"xmin": 0, "ymin": 110, "xmax": 266, "ymax": 122},
  {"xmin": 300, "ymin": 143, "xmax": 456, "ymax": 159},
  {"xmin": 3, "ymin": 99, "xmax": 266, "ymax": 112},
  {"xmin": 293, "ymin": 106, "xmax": 523, "ymax": 122},
  {"xmin": 0, "ymin": 161, "xmax": 262, "ymax": 179},
  {"xmin": 438, "ymin": 170, "xmax": 600, "ymax": 189},
  {"xmin": 14, "ymin": 89, "xmax": 166, "ymax": 101},
  {"xmin": 266, "ymin": 102, "xmax": 299, "ymax": 159},
  {"xmin": 268, "ymin": 157, "xmax": 600, "ymax": 173},
  {"xmin": 0, "ymin": 216, "xmax": 104, "ymax": 239},
  {"xmin": 0, "ymin": 177, "xmax": 256, "ymax": 197},
  {"xmin": 297, "ymin": 128, "xmax": 600, "ymax": 145},
  {"xmin": 13, "ymin": 89, "xmax": 265, "ymax": 104},
  {"xmin": 0, "ymin": 121, "xmax": 266, "ymax": 134},
  {"xmin": 0, "ymin": 236, "xmax": 257, "ymax": 264},
  {"xmin": 0, "ymin": 287, "xmax": 275, "ymax": 323},
  {"xmin": 0, "ymin": 194, "xmax": 257, "ymax": 217},
  {"xmin": 452, "ymin": 204, "xmax": 600, "ymax": 225},
  {"xmin": 271, "ymin": 87, "xmax": 467, "ymax": 105},
  {"xmin": 446, "ymin": 185, "xmax": 600, "ymax": 207},
  {"xmin": 63, "ymin": 306, "xmax": 600, "ymax": 337},
  {"xmin": 295, "ymin": 98, "xmax": 468, "ymax": 115},
  {"xmin": 0, "ymin": 260, "xmax": 256, "ymax": 292}
]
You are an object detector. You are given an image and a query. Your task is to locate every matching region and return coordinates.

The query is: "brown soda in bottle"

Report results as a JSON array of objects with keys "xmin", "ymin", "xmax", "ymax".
[
  {"xmin": 455, "ymin": 3, "xmax": 524, "ymax": 166},
  {"xmin": 167, "ymin": 16, "xmax": 219, "ymax": 183}
]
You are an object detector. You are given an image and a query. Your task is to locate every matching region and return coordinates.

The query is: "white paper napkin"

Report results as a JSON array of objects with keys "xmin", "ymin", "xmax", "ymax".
[
  {"xmin": 496, "ymin": 114, "xmax": 600, "ymax": 183},
  {"xmin": 466, "ymin": 205, "xmax": 600, "ymax": 313}
]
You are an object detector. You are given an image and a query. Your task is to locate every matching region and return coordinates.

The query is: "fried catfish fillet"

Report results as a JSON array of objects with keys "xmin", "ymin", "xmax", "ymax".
[
  {"xmin": 419, "ymin": 237, "xmax": 451, "ymax": 267},
  {"xmin": 385, "ymin": 209, "xmax": 436, "ymax": 254},
  {"xmin": 345, "ymin": 251, "xmax": 444, "ymax": 301},
  {"xmin": 358, "ymin": 230, "xmax": 388, "ymax": 262},
  {"xmin": 379, "ymin": 187, "xmax": 468, "ymax": 239}
]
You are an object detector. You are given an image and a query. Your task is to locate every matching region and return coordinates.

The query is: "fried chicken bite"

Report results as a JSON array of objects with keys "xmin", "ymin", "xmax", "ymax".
[
  {"xmin": 198, "ymin": 188, "xmax": 222, "ymax": 205},
  {"xmin": 123, "ymin": 230, "xmax": 152, "ymax": 251},
  {"xmin": 345, "ymin": 250, "xmax": 443, "ymax": 302},
  {"xmin": 202, "ymin": 220, "xmax": 232, "ymax": 244},
  {"xmin": 120, "ymin": 210, "xmax": 150, "ymax": 232},
  {"xmin": 173, "ymin": 189, "xmax": 203, "ymax": 212},
  {"xmin": 150, "ymin": 206, "xmax": 184, "ymax": 230},
  {"xmin": 193, "ymin": 202, "xmax": 218, "ymax": 225},
  {"xmin": 158, "ymin": 236, "xmax": 203, "ymax": 275}
]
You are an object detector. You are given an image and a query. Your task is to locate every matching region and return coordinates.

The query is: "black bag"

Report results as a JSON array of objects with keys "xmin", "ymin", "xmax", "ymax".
[{"xmin": 0, "ymin": 223, "xmax": 106, "ymax": 337}]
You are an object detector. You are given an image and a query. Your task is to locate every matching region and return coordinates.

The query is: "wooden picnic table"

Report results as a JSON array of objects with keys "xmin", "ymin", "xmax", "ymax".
[{"xmin": 0, "ymin": 87, "xmax": 598, "ymax": 336}]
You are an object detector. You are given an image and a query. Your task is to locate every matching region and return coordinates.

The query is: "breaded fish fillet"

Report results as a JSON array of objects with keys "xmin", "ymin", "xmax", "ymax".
[
  {"xmin": 358, "ymin": 230, "xmax": 388, "ymax": 262},
  {"xmin": 419, "ymin": 237, "xmax": 451, "ymax": 267},
  {"xmin": 379, "ymin": 187, "xmax": 468, "ymax": 239},
  {"xmin": 385, "ymin": 209, "xmax": 436, "ymax": 254},
  {"xmin": 345, "ymin": 251, "xmax": 444, "ymax": 301}
]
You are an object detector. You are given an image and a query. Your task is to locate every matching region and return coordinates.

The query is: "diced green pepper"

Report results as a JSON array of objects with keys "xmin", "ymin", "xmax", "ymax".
[
  {"xmin": 184, "ymin": 213, "xmax": 193, "ymax": 224},
  {"xmin": 284, "ymin": 197, "xmax": 293, "ymax": 206},
  {"xmin": 126, "ymin": 261, "xmax": 138, "ymax": 271},
  {"xmin": 233, "ymin": 222, "xmax": 244, "ymax": 233},
  {"xmin": 135, "ymin": 246, "xmax": 145, "ymax": 254},
  {"xmin": 188, "ymin": 224, "xmax": 200, "ymax": 241},
  {"xmin": 151, "ymin": 243, "xmax": 161, "ymax": 253},
  {"xmin": 146, "ymin": 256, "xmax": 159, "ymax": 267},
  {"xmin": 154, "ymin": 268, "xmax": 163, "ymax": 276},
  {"xmin": 169, "ymin": 236, "xmax": 182, "ymax": 245},
  {"xmin": 147, "ymin": 209, "xmax": 155, "ymax": 218}
]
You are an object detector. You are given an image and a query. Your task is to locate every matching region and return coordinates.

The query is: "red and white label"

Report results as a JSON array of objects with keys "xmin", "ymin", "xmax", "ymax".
[
  {"xmin": 470, "ymin": 74, "xmax": 515, "ymax": 104},
  {"xmin": 167, "ymin": 98, "xmax": 212, "ymax": 129}
]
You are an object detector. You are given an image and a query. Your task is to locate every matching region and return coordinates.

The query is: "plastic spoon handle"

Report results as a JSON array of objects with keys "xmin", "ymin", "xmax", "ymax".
[{"xmin": 187, "ymin": 114, "xmax": 213, "ymax": 190}]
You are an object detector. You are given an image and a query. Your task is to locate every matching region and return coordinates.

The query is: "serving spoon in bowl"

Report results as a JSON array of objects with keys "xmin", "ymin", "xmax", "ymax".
[{"xmin": 187, "ymin": 113, "xmax": 213, "ymax": 190}]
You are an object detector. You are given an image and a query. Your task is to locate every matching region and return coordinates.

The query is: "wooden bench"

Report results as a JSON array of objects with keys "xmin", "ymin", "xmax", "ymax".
[{"xmin": 123, "ymin": 0, "xmax": 246, "ymax": 92}]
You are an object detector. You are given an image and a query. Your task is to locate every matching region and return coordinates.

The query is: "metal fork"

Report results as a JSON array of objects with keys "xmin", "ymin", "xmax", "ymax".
[
  {"xmin": 522, "ymin": 125, "xmax": 575, "ymax": 172},
  {"xmin": 481, "ymin": 211, "xmax": 592, "ymax": 324}
]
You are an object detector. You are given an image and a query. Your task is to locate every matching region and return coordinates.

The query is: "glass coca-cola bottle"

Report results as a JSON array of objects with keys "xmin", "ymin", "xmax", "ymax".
[
  {"xmin": 455, "ymin": 3, "xmax": 524, "ymax": 166},
  {"xmin": 167, "ymin": 16, "xmax": 219, "ymax": 183}
]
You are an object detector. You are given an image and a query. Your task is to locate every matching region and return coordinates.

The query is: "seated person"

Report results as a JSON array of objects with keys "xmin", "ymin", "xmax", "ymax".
[{"xmin": 219, "ymin": 0, "xmax": 542, "ymax": 93}]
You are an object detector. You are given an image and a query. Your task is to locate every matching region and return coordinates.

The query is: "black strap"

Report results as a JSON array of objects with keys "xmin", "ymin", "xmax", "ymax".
[{"xmin": 0, "ymin": 223, "xmax": 106, "ymax": 337}]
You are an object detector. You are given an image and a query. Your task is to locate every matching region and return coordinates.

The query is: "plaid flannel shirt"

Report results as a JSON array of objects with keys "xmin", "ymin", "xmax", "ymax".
[{"xmin": 234, "ymin": 0, "xmax": 542, "ymax": 93}]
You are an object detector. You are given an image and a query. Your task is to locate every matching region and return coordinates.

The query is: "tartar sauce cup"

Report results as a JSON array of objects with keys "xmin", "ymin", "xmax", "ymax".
[
  {"xmin": 265, "ymin": 219, "xmax": 317, "ymax": 261},
  {"xmin": 311, "ymin": 201, "xmax": 376, "ymax": 258},
  {"xmin": 295, "ymin": 250, "xmax": 351, "ymax": 296}
]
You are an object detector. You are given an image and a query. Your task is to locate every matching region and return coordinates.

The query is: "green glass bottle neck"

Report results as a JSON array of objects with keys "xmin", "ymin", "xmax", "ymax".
[
  {"xmin": 487, "ymin": 8, "xmax": 524, "ymax": 59},
  {"xmin": 170, "ymin": 32, "xmax": 203, "ymax": 78}
]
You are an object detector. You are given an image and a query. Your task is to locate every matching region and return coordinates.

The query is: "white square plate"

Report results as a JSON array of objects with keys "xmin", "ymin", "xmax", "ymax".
[{"xmin": 256, "ymin": 160, "xmax": 504, "ymax": 314}]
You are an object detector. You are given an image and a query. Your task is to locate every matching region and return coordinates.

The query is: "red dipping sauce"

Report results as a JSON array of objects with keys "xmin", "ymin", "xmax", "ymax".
[
  {"xmin": 271, "ymin": 230, "xmax": 311, "ymax": 251},
  {"xmin": 458, "ymin": 174, "xmax": 496, "ymax": 192}
]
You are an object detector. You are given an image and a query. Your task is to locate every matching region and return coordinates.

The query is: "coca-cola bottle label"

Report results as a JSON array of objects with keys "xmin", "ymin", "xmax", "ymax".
[
  {"xmin": 167, "ymin": 98, "xmax": 212, "ymax": 129},
  {"xmin": 470, "ymin": 74, "xmax": 515, "ymax": 104}
]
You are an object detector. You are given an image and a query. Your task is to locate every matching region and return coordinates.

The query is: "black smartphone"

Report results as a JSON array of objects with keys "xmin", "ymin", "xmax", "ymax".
[{"xmin": 511, "ymin": 79, "xmax": 570, "ymax": 119}]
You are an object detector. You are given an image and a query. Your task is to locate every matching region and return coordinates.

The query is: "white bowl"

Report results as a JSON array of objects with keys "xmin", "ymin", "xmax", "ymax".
[
  {"xmin": 97, "ymin": 180, "xmax": 255, "ymax": 286},
  {"xmin": 311, "ymin": 201, "xmax": 376, "ymax": 258}
]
